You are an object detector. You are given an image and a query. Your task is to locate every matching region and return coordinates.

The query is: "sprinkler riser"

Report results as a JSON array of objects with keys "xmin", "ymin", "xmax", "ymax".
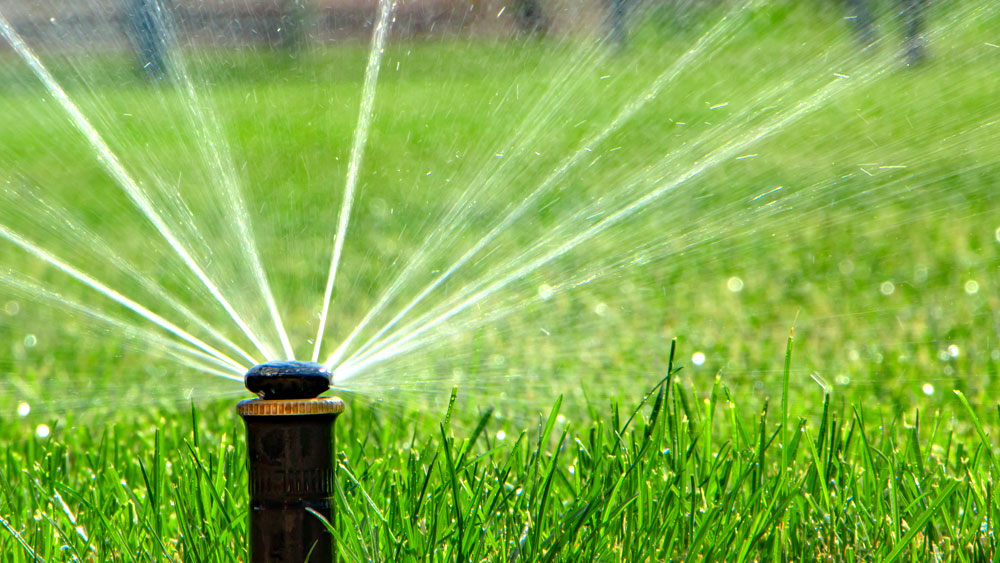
[{"xmin": 240, "ymin": 408, "xmax": 340, "ymax": 562}]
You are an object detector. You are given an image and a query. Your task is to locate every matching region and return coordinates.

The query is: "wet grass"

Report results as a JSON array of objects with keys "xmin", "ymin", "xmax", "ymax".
[
  {"xmin": 0, "ymin": 341, "xmax": 998, "ymax": 560},
  {"xmin": 0, "ymin": 1, "xmax": 999, "ymax": 560}
]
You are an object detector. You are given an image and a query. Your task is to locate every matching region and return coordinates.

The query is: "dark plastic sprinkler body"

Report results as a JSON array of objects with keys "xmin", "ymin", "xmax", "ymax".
[{"xmin": 237, "ymin": 361, "xmax": 343, "ymax": 562}]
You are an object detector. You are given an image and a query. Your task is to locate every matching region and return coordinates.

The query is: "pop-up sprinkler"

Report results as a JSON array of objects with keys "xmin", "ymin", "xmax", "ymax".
[{"xmin": 238, "ymin": 361, "xmax": 344, "ymax": 562}]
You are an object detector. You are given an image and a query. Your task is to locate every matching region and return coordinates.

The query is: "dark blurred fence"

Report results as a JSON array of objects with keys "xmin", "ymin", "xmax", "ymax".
[
  {"xmin": 1, "ymin": 0, "xmax": 661, "ymax": 48},
  {"xmin": 0, "ymin": 0, "xmax": 935, "ymax": 70}
]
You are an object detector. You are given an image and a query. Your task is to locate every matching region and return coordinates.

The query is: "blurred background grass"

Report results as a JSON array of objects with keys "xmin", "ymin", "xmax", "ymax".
[{"xmin": 0, "ymin": 0, "xmax": 997, "ymax": 421}]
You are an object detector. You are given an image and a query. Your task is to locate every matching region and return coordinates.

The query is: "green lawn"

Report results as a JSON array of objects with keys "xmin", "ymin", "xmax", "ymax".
[{"xmin": 1, "ymin": 0, "xmax": 1000, "ymax": 559}]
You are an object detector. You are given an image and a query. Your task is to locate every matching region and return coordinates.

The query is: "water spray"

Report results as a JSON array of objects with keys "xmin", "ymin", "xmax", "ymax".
[{"xmin": 237, "ymin": 361, "xmax": 343, "ymax": 562}]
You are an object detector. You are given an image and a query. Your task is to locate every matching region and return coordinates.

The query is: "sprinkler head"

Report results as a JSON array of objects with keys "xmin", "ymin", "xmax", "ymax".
[
  {"xmin": 237, "ymin": 393, "xmax": 345, "ymax": 562},
  {"xmin": 238, "ymin": 363, "xmax": 344, "ymax": 561},
  {"xmin": 244, "ymin": 360, "xmax": 331, "ymax": 400}
]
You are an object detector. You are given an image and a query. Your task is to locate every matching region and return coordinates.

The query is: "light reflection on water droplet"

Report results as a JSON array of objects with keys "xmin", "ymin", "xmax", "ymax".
[
  {"xmin": 36, "ymin": 424, "xmax": 50, "ymax": 438},
  {"xmin": 922, "ymin": 383, "xmax": 934, "ymax": 396},
  {"xmin": 594, "ymin": 302, "xmax": 608, "ymax": 316},
  {"xmin": 4, "ymin": 301, "xmax": 19, "ymax": 316},
  {"xmin": 965, "ymin": 280, "xmax": 979, "ymax": 295},
  {"xmin": 880, "ymin": 281, "xmax": 895, "ymax": 296},
  {"xmin": 948, "ymin": 344, "xmax": 960, "ymax": 358},
  {"xmin": 727, "ymin": 276, "xmax": 744, "ymax": 292},
  {"xmin": 23, "ymin": 334, "xmax": 37, "ymax": 348},
  {"xmin": 17, "ymin": 402, "xmax": 30, "ymax": 417},
  {"xmin": 495, "ymin": 430, "xmax": 506, "ymax": 441},
  {"xmin": 691, "ymin": 352, "xmax": 706, "ymax": 366},
  {"xmin": 995, "ymin": 227, "xmax": 1000, "ymax": 243},
  {"xmin": 537, "ymin": 284, "xmax": 554, "ymax": 300}
]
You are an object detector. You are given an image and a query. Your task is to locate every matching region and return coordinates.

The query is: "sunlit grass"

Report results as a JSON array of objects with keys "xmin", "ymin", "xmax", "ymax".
[
  {"xmin": 0, "ymin": 2, "xmax": 999, "ymax": 559},
  {"xmin": 0, "ymin": 341, "xmax": 996, "ymax": 560}
]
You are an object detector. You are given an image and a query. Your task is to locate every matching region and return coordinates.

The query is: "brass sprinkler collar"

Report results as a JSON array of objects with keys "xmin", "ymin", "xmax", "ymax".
[{"xmin": 237, "ymin": 397, "xmax": 345, "ymax": 416}]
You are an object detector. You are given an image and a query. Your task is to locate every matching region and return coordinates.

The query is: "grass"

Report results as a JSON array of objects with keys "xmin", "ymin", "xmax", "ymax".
[
  {"xmin": 0, "ymin": 340, "xmax": 997, "ymax": 560},
  {"xmin": 1, "ymin": 0, "xmax": 1000, "ymax": 559}
]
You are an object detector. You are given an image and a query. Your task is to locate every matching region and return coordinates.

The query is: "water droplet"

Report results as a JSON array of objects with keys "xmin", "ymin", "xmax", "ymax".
[
  {"xmin": 880, "ymin": 281, "xmax": 895, "ymax": 296},
  {"xmin": 835, "ymin": 374, "xmax": 850, "ymax": 385},
  {"xmin": 23, "ymin": 334, "xmax": 37, "ymax": 348},
  {"xmin": 537, "ymin": 284, "xmax": 554, "ymax": 300},
  {"xmin": 810, "ymin": 372, "xmax": 831, "ymax": 393},
  {"xmin": 568, "ymin": 466, "xmax": 575, "ymax": 475},
  {"xmin": 17, "ymin": 402, "xmax": 30, "ymax": 417},
  {"xmin": 36, "ymin": 424, "xmax": 50, "ymax": 439},
  {"xmin": 4, "ymin": 301, "xmax": 19, "ymax": 316},
  {"xmin": 965, "ymin": 280, "xmax": 979, "ymax": 295},
  {"xmin": 948, "ymin": 344, "xmax": 960, "ymax": 358},
  {"xmin": 922, "ymin": 383, "xmax": 934, "ymax": 396},
  {"xmin": 727, "ymin": 276, "xmax": 744, "ymax": 292},
  {"xmin": 995, "ymin": 227, "xmax": 1000, "ymax": 243},
  {"xmin": 495, "ymin": 430, "xmax": 506, "ymax": 441},
  {"xmin": 594, "ymin": 302, "xmax": 608, "ymax": 316},
  {"xmin": 838, "ymin": 259, "xmax": 855, "ymax": 275},
  {"xmin": 691, "ymin": 352, "xmax": 706, "ymax": 366}
]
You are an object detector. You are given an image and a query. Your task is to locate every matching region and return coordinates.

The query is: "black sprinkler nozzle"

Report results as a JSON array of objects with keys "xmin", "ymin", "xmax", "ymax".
[{"xmin": 244, "ymin": 360, "xmax": 332, "ymax": 399}]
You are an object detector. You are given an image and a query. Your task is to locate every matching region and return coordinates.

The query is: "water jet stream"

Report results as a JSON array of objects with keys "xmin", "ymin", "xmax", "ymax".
[
  {"xmin": 0, "ymin": 0, "xmax": 991, "ymax": 408},
  {"xmin": 312, "ymin": 0, "xmax": 397, "ymax": 362},
  {"xmin": 351, "ymin": 156, "xmax": 992, "ymax": 368},
  {"xmin": 339, "ymin": 62, "xmax": 885, "ymax": 376},
  {"xmin": 0, "ymin": 10, "xmax": 276, "ymax": 361},
  {"xmin": 156, "ymin": 3, "xmax": 295, "ymax": 360},
  {"xmin": 325, "ymin": 1, "xmax": 756, "ymax": 369},
  {"xmin": 0, "ymin": 225, "xmax": 246, "ymax": 372},
  {"xmin": 0, "ymin": 185, "xmax": 258, "ymax": 366},
  {"xmin": 340, "ymin": 0, "xmax": 987, "ymax": 375},
  {"xmin": 0, "ymin": 269, "xmax": 243, "ymax": 377}
]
